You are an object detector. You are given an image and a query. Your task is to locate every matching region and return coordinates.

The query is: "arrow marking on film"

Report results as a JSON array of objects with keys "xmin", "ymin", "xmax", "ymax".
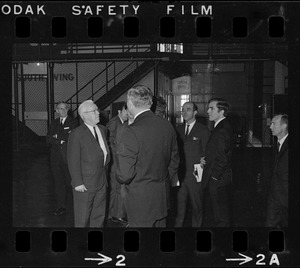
[
  {"xmin": 85, "ymin": 253, "xmax": 113, "ymax": 266},
  {"xmin": 226, "ymin": 253, "xmax": 253, "ymax": 265}
]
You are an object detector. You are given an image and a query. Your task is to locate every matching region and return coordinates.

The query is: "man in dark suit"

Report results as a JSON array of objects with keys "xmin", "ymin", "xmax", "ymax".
[
  {"xmin": 67, "ymin": 100, "xmax": 110, "ymax": 227},
  {"xmin": 46, "ymin": 102, "xmax": 77, "ymax": 223},
  {"xmin": 202, "ymin": 98, "xmax": 234, "ymax": 227},
  {"xmin": 116, "ymin": 85, "xmax": 180, "ymax": 227},
  {"xmin": 106, "ymin": 102, "xmax": 128, "ymax": 224},
  {"xmin": 265, "ymin": 114, "xmax": 288, "ymax": 228},
  {"xmin": 174, "ymin": 102, "xmax": 210, "ymax": 227}
]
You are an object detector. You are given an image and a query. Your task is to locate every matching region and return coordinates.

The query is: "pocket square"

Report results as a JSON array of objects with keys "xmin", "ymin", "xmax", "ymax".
[
  {"xmin": 64, "ymin": 127, "xmax": 70, "ymax": 129},
  {"xmin": 193, "ymin": 137, "xmax": 199, "ymax": 140}
]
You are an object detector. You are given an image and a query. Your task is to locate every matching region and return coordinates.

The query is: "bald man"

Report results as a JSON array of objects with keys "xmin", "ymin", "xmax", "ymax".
[{"xmin": 67, "ymin": 100, "xmax": 110, "ymax": 227}]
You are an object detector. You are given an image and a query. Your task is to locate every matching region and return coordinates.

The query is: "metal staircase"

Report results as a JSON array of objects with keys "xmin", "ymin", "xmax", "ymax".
[{"xmin": 96, "ymin": 60, "xmax": 158, "ymax": 110}]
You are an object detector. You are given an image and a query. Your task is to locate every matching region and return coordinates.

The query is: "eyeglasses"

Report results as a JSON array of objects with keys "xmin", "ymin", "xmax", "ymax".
[{"xmin": 84, "ymin": 108, "xmax": 99, "ymax": 114}]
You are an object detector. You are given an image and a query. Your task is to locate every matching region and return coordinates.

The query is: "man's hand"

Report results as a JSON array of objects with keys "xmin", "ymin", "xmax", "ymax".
[{"xmin": 75, "ymin": 185, "xmax": 87, "ymax": 192}]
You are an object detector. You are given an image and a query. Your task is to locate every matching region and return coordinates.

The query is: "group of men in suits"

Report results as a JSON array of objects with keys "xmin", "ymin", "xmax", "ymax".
[
  {"xmin": 174, "ymin": 99, "xmax": 234, "ymax": 227},
  {"xmin": 47, "ymin": 87, "xmax": 288, "ymax": 228}
]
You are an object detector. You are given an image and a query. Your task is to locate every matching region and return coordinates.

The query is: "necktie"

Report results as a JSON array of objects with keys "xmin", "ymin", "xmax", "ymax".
[
  {"xmin": 93, "ymin": 127, "xmax": 99, "ymax": 143},
  {"xmin": 60, "ymin": 119, "xmax": 63, "ymax": 126},
  {"xmin": 277, "ymin": 142, "xmax": 280, "ymax": 153},
  {"xmin": 185, "ymin": 124, "xmax": 190, "ymax": 140}
]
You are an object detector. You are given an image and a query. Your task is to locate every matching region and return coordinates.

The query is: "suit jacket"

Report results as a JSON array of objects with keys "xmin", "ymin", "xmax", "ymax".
[
  {"xmin": 271, "ymin": 136, "xmax": 288, "ymax": 206},
  {"xmin": 176, "ymin": 122, "xmax": 210, "ymax": 182},
  {"xmin": 46, "ymin": 116, "xmax": 77, "ymax": 163},
  {"xmin": 116, "ymin": 110, "xmax": 180, "ymax": 222},
  {"xmin": 106, "ymin": 115, "xmax": 123, "ymax": 171},
  {"xmin": 202, "ymin": 118, "xmax": 234, "ymax": 188},
  {"xmin": 67, "ymin": 123, "xmax": 110, "ymax": 191}
]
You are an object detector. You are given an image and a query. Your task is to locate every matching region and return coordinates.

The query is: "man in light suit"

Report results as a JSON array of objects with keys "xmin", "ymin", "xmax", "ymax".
[
  {"xmin": 67, "ymin": 100, "xmax": 110, "ymax": 227},
  {"xmin": 46, "ymin": 102, "xmax": 77, "ymax": 224},
  {"xmin": 106, "ymin": 102, "xmax": 128, "ymax": 224},
  {"xmin": 116, "ymin": 85, "xmax": 180, "ymax": 227},
  {"xmin": 202, "ymin": 98, "xmax": 234, "ymax": 227},
  {"xmin": 174, "ymin": 102, "xmax": 210, "ymax": 227},
  {"xmin": 265, "ymin": 114, "xmax": 288, "ymax": 228}
]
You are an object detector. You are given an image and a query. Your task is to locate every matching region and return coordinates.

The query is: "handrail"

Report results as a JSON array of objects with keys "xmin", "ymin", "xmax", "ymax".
[
  {"xmin": 65, "ymin": 44, "xmax": 138, "ymax": 104},
  {"xmin": 67, "ymin": 45, "xmax": 151, "ymax": 115},
  {"xmin": 71, "ymin": 61, "xmax": 140, "ymax": 115}
]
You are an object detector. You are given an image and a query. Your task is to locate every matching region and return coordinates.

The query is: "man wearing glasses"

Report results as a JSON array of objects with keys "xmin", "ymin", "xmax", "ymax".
[{"xmin": 67, "ymin": 100, "xmax": 110, "ymax": 227}]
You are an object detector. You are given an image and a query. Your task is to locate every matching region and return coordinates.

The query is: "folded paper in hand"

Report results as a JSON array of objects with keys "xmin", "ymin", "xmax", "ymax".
[{"xmin": 193, "ymin": 164, "xmax": 203, "ymax": 182}]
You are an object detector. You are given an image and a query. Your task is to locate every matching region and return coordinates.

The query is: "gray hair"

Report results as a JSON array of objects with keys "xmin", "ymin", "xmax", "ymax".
[
  {"xmin": 127, "ymin": 85, "xmax": 153, "ymax": 108},
  {"xmin": 78, "ymin": 100, "xmax": 94, "ymax": 118}
]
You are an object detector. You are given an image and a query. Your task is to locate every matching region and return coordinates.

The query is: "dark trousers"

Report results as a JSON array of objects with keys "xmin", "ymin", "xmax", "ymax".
[
  {"xmin": 51, "ymin": 155, "xmax": 73, "ymax": 215},
  {"xmin": 265, "ymin": 192, "xmax": 288, "ymax": 228},
  {"xmin": 73, "ymin": 186, "xmax": 106, "ymax": 228},
  {"xmin": 208, "ymin": 180, "xmax": 231, "ymax": 227},
  {"xmin": 108, "ymin": 171, "xmax": 126, "ymax": 219},
  {"xmin": 174, "ymin": 179, "xmax": 203, "ymax": 227},
  {"xmin": 128, "ymin": 217, "xmax": 166, "ymax": 228}
]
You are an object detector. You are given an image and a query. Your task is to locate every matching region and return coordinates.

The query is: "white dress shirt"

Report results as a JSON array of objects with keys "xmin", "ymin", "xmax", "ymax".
[
  {"xmin": 85, "ymin": 123, "xmax": 108, "ymax": 164},
  {"xmin": 278, "ymin": 133, "xmax": 288, "ymax": 152},
  {"xmin": 214, "ymin": 117, "xmax": 226, "ymax": 128},
  {"xmin": 185, "ymin": 119, "xmax": 196, "ymax": 135}
]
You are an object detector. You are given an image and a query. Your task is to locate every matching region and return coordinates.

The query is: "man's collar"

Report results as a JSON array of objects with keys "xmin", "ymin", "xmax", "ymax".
[
  {"xmin": 134, "ymin": 109, "xmax": 150, "ymax": 120},
  {"xmin": 278, "ymin": 133, "xmax": 288, "ymax": 144},
  {"xmin": 214, "ymin": 117, "xmax": 226, "ymax": 128},
  {"xmin": 186, "ymin": 119, "xmax": 196, "ymax": 127}
]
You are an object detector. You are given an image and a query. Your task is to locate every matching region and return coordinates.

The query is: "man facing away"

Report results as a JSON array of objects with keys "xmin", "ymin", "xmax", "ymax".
[
  {"xmin": 67, "ymin": 100, "xmax": 110, "ymax": 227},
  {"xmin": 46, "ymin": 102, "xmax": 77, "ymax": 226},
  {"xmin": 116, "ymin": 85, "xmax": 180, "ymax": 227},
  {"xmin": 265, "ymin": 114, "xmax": 288, "ymax": 228},
  {"xmin": 174, "ymin": 102, "xmax": 210, "ymax": 227},
  {"xmin": 106, "ymin": 102, "xmax": 128, "ymax": 224},
  {"xmin": 202, "ymin": 98, "xmax": 234, "ymax": 227}
]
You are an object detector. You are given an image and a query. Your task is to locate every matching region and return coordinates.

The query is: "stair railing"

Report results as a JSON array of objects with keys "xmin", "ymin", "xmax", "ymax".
[{"xmin": 65, "ymin": 45, "xmax": 150, "ymax": 116}]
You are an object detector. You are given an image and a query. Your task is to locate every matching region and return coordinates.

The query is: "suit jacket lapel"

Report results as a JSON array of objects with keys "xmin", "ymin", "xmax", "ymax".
[
  {"xmin": 186, "ymin": 123, "xmax": 195, "ymax": 140},
  {"xmin": 83, "ymin": 123, "xmax": 100, "ymax": 148},
  {"xmin": 278, "ymin": 136, "xmax": 288, "ymax": 158}
]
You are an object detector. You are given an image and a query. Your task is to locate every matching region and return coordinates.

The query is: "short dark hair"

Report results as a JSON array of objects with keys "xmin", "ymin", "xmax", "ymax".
[
  {"xmin": 278, "ymin": 113, "xmax": 288, "ymax": 131},
  {"xmin": 208, "ymin": 98, "xmax": 230, "ymax": 116}
]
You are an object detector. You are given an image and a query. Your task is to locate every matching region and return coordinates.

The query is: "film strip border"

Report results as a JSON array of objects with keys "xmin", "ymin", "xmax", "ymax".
[
  {"xmin": 11, "ymin": 229, "xmax": 289, "ymax": 266},
  {"xmin": 2, "ymin": 1, "xmax": 300, "ymax": 267},
  {"xmin": 1, "ymin": 2, "xmax": 299, "ymax": 43},
  {"xmin": 14, "ymin": 15, "xmax": 285, "ymax": 39}
]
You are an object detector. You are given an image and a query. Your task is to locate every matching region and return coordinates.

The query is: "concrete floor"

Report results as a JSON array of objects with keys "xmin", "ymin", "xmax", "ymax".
[{"xmin": 13, "ymin": 141, "xmax": 269, "ymax": 228}]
